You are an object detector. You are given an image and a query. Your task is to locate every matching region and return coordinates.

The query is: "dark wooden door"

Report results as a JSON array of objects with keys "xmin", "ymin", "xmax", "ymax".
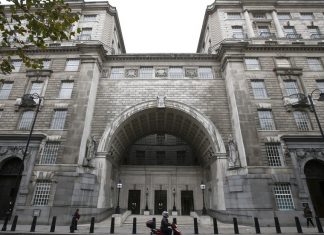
[
  {"xmin": 154, "ymin": 190, "xmax": 167, "ymax": 215},
  {"xmin": 181, "ymin": 190, "xmax": 194, "ymax": 215},
  {"xmin": 128, "ymin": 190, "xmax": 141, "ymax": 214}
]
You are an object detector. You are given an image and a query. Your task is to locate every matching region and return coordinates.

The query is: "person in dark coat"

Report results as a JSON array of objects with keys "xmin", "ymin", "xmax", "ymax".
[
  {"xmin": 160, "ymin": 211, "xmax": 172, "ymax": 235},
  {"xmin": 70, "ymin": 209, "xmax": 80, "ymax": 233},
  {"xmin": 303, "ymin": 204, "xmax": 314, "ymax": 227}
]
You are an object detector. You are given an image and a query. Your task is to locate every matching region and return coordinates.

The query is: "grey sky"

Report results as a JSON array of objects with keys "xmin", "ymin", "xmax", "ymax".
[{"xmin": 107, "ymin": 0, "xmax": 213, "ymax": 53}]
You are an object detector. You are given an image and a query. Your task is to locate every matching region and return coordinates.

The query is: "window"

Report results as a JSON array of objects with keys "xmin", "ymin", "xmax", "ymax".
[
  {"xmin": 258, "ymin": 26, "xmax": 271, "ymax": 38},
  {"xmin": 227, "ymin": 12, "xmax": 241, "ymax": 19},
  {"xmin": 65, "ymin": 59, "xmax": 80, "ymax": 71},
  {"xmin": 232, "ymin": 26, "xmax": 244, "ymax": 39},
  {"xmin": 12, "ymin": 60, "xmax": 22, "ymax": 72},
  {"xmin": 58, "ymin": 81, "xmax": 74, "ymax": 99},
  {"xmin": 251, "ymin": 80, "xmax": 268, "ymax": 99},
  {"xmin": 277, "ymin": 12, "xmax": 291, "ymax": 20},
  {"xmin": 136, "ymin": 151, "xmax": 145, "ymax": 165},
  {"xmin": 39, "ymin": 142, "xmax": 60, "ymax": 164},
  {"xmin": 33, "ymin": 180, "xmax": 51, "ymax": 206},
  {"xmin": 284, "ymin": 26, "xmax": 300, "ymax": 39},
  {"xmin": 79, "ymin": 28, "xmax": 92, "ymax": 40},
  {"xmin": 273, "ymin": 184, "xmax": 295, "ymax": 210},
  {"xmin": 293, "ymin": 111, "xmax": 310, "ymax": 131},
  {"xmin": 253, "ymin": 12, "xmax": 266, "ymax": 19},
  {"xmin": 177, "ymin": 151, "xmax": 186, "ymax": 165},
  {"xmin": 265, "ymin": 143, "xmax": 283, "ymax": 166},
  {"xmin": 276, "ymin": 58, "xmax": 291, "ymax": 68},
  {"xmin": 245, "ymin": 58, "xmax": 261, "ymax": 70},
  {"xmin": 308, "ymin": 26, "xmax": 321, "ymax": 39},
  {"xmin": 198, "ymin": 67, "xmax": 213, "ymax": 79},
  {"xmin": 50, "ymin": 110, "xmax": 67, "ymax": 130},
  {"xmin": 139, "ymin": 67, "xmax": 154, "ymax": 78},
  {"xmin": 156, "ymin": 134, "xmax": 165, "ymax": 145},
  {"xmin": 42, "ymin": 59, "xmax": 51, "ymax": 69},
  {"xmin": 0, "ymin": 109, "xmax": 3, "ymax": 119},
  {"xmin": 300, "ymin": 12, "xmax": 314, "ymax": 20},
  {"xmin": 258, "ymin": 110, "xmax": 275, "ymax": 130},
  {"xmin": 29, "ymin": 81, "xmax": 43, "ymax": 95},
  {"xmin": 18, "ymin": 111, "xmax": 34, "ymax": 130},
  {"xmin": 307, "ymin": 58, "xmax": 323, "ymax": 71},
  {"xmin": 83, "ymin": 14, "xmax": 97, "ymax": 21},
  {"xmin": 110, "ymin": 67, "xmax": 124, "ymax": 79},
  {"xmin": 284, "ymin": 80, "xmax": 299, "ymax": 96},
  {"xmin": 156, "ymin": 151, "xmax": 165, "ymax": 165},
  {"xmin": 0, "ymin": 82, "xmax": 13, "ymax": 99},
  {"xmin": 317, "ymin": 81, "xmax": 324, "ymax": 92},
  {"xmin": 169, "ymin": 67, "xmax": 184, "ymax": 78}
]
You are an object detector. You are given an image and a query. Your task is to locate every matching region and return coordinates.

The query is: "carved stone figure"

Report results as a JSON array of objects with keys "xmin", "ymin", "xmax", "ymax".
[
  {"xmin": 83, "ymin": 136, "xmax": 97, "ymax": 167},
  {"xmin": 157, "ymin": 96, "xmax": 166, "ymax": 108},
  {"xmin": 227, "ymin": 135, "xmax": 240, "ymax": 168}
]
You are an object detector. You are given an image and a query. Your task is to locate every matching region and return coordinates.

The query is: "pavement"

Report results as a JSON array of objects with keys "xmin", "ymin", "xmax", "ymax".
[{"xmin": 0, "ymin": 215, "xmax": 322, "ymax": 235}]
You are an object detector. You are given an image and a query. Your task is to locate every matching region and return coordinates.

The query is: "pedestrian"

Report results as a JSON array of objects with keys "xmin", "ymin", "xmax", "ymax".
[
  {"xmin": 303, "ymin": 204, "xmax": 314, "ymax": 227},
  {"xmin": 160, "ymin": 211, "xmax": 172, "ymax": 235},
  {"xmin": 70, "ymin": 209, "xmax": 80, "ymax": 233}
]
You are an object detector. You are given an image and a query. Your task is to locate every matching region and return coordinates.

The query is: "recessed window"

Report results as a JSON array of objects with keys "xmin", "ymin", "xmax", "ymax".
[
  {"xmin": 0, "ymin": 82, "xmax": 13, "ymax": 100},
  {"xmin": 258, "ymin": 110, "xmax": 275, "ymax": 130},
  {"xmin": 39, "ymin": 142, "xmax": 60, "ymax": 164},
  {"xmin": 110, "ymin": 67, "xmax": 124, "ymax": 79},
  {"xmin": 50, "ymin": 109, "xmax": 67, "ymax": 130},
  {"xmin": 277, "ymin": 12, "xmax": 291, "ymax": 20},
  {"xmin": 284, "ymin": 80, "xmax": 299, "ymax": 96},
  {"xmin": 169, "ymin": 67, "xmax": 184, "ymax": 79},
  {"xmin": 156, "ymin": 151, "xmax": 165, "ymax": 165},
  {"xmin": 156, "ymin": 134, "xmax": 165, "ymax": 145},
  {"xmin": 232, "ymin": 26, "xmax": 244, "ymax": 39},
  {"xmin": 79, "ymin": 28, "xmax": 92, "ymax": 40},
  {"xmin": 276, "ymin": 58, "xmax": 291, "ymax": 68},
  {"xmin": 283, "ymin": 26, "xmax": 300, "ymax": 39},
  {"xmin": 33, "ymin": 180, "xmax": 51, "ymax": 206},
  {"xmin": 251, "ymin": 80, "xmax": 268, "ymax": 99},
  {"xmin": 293, "ymin": 111, "xmax": 310, "ymax": 131},
  {"xmin": 308, "ymin": 26, "xmax": 321, "ymax": 39},
  {"xmin": 274, "ymin": 184, "xmax": 295, "ymax": 210},
  {"xmin": 18, "ymin": 111, "xmax": 35, "ymax": 130},
  {"xmin": 245, "ymin": 58, "xmax": 261, "ymax": 70},
  {"xmin": 307, "ymin": 58, "xmax": 323, "ymax": 71},
  {"xmin": 227, "ymin": 12, "xmax": 241, "ymax": 19},
  {"xmin": 29, "ymin": 81, "xmax": 43, "ymax": 95},
  {"xmin": 265, "ymin": 143, "xmax": 283, "ymax": 166},
  {"xmin": 65, "ymin": 59, "xmax": 80, "ymax": 72},
  {"xmin": 300, "ymin": 12, "xmax": 314, "ymax": 20},
  {"xmin": 136, "ymin": 151, "xmax": 145, "ymax": 165},
  {"xmin": 11, "ymin": 60, "xmax": 22, "ymax": 72},
  {"xmin": 317, "ymin": 80, "xmax": 324, "ymax": 93},
  {"xmin": 258, "ymin": 26, "xmax": 271, "ymax": 38},
  {"xmin": 42, "ymin": 59, "xmax": 51, "ymax": 69},
  {"xmin": 198, "ymin": 67, "xmax": 213, "ymax": 79},
  {"xmin": 253, "ymin": 12, "xmax": 266, "ymax": 19},
  {"xmin": 139, "ymin": 67, "xmax": 154, "ymax": 78},
  {"xmin": 83, "ymin": 14, "xmax": 97, "ymax": 21},
  {"xmin": 177, "ymin": 151, "xmax": 186, "ymax": 165},
  {"xmin": 58, "ymin": 81, "xmax": 74, "ymax": 99}
]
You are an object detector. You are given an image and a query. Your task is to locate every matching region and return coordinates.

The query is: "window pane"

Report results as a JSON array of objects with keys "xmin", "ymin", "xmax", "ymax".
[
  {"xmin": 33, "ymin": 180, "xmax": 51, "ymax": 206},
  {"xmin": 58, "ymin": 82, "xmax": 74, "ymax": 99},
  {"xmin": 83, "ymin": 14, "xmax": 97, "ymax": 21},
  {"xmin": 276, "ymin": 58, "xmax": 291, "ymax": 68},
  {"xmin": 258, "ymin": 110, "xmax": 275, "ymax": 130},
  {"xmin": 50, "ymin": 110, "xmax": 67, "ymax": 129},
  {"xmin": 39, "ymin": 142, "xmax": 60, "ymax": 164},
  {"xmin": 245, "ymin": 58, "xmax": 260, "ymax": 70},
  {"xmin": 110, "ymin": 67, "xmax": 124, "ymax": 79},
  {"xmin": 139, "ymin": 67, "xmax": 153, "ymax": 78},
  {"xmin": 300, "ymin": 12, "xmax": 313, "ymax": 19},
  {"xmin": 277, "ymin": 13, "xmax": 291, "ymax": 20},
  {"xmin": 293, "ymin": 111, "xmax": 309, "ymax": 131},
  {"xmin": 284, "ymin": 81, "xmax": 299, "ymax": 96},
  {"xmin": 0, "ymin": 83, "xmax": 13, "ymax": 99},
  {"xmin": 227, "ymin": 12, "xmax": 241, "ymax": 19},
  {"xmin": 307, "ymin": 58, "xmax": 323, "ymax": 71},
  {"xmin": 169, "ymin": 67, "xmax": 184, "ymax": 78},
  {"xmin": 317, "ymin": 81, "xmax": 324, "ymax": 93},
  {"xmin": 18, "ymin": 111, "xmax": 34, "ymax": 130},
  {"xmin": 12, "ymin": 60, "xmax": 22, "ymax": 72},
  {"xmin": 30, "ymin": 82, "xmax": 43, "ymax": 95},
  {"xmin": 253, "ymin": 13, "xmax": 266, "ymax": 19},
  {"xmin": 251, "ymin": 81, "xmax": 268, "ymax": 98},
  {"xmin": 198, "ymin": 67, "xmax": 213, "ymax": 79},
  {"xmin": 65, "ymin": 59, "xmax": 80, "ymax": 71},
  {"xmin": 265, "ymin": 143, "xmax": 283, "ymax": 166},
  {"xmin": 274, "ymin": 184, "xmax": 295, "ymax": 210},
  {"xmin": 232, "ymin": 26, "xmax": 244, "ymax": 38}
]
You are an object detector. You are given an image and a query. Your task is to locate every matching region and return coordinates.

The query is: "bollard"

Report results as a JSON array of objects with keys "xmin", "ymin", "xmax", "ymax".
[
  {"xmin": 90, "ymin": 217, "xmax": 95, "ymax": 233},
  {"xmin": 315, "ymin": 217, "xmax": 323, "ymax": 233},
  {"xmin": 173, "ymin": 218, "xmax": 177, "ymax": 224},
  {"xmin": 132, "ymin": 217, "xmax": 137, "ymax": 234},
  {"xmin": 233, "ymin": 217, "xmax": 239, "ymax": 234},
  {"xmin": 254, "ymin": 217, "xmax": 261, "ymax": 234},
  {"xmin": 194, "ymin": 217, "xmax": 199, "ymax": 234},
  {"xmin": 274, "ymin": 217, "xmax": 281, "ymax": 234},
  {"xmin": 152, "ymin": 217, "xmax": 156, "ymax": 229},
  {"xmin": 50, "ymin": 216, "xmax": 56, "ymax": 232},
  {"xmin": 30, "ymin": 216, "xmax": 37, "ymax": 232},
  {"xmin": 110, "ymin": 217, "xmax": 115, "ymax": 234},
  {"xmin": 213, "ymin": 217, "xmax": 218, "ymax": 234},
  {"xmin": 1, "ymin": 214, "xmax": 9, "ymax": 231},
  {"xmin": 295, "ymin": 217, "xmax": 303, "ymax": 233},
  {"xmin": 10, "ymin": 215, "xmax": 18, "ymax": 232}
]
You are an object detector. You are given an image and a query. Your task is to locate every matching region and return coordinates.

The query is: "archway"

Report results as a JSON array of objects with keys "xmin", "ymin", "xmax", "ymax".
[
  {"xmin": 96, "ymin": 99, "xmax": 227, "ymax": 213},
  {"xmin": 0, "ymin": 158, "xmax": 23, "ymax": 218},
  {"xmin": 304, "ymin": 159, "xmax": 324, "ymax": 217}
]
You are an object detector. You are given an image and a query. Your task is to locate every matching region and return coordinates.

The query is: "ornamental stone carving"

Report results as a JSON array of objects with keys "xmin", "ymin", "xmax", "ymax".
[
  {"xmin": 125, "ymin": 69, "xmax": 138, "ymax": 78},
  {"xmin": 185, "ymin": 68, "xmax": 197, "ymax": 78},
  {"xmin": 157, "ymin": 96, "xmax": 166, "ymax": 108},
  {"xmin": 0, "ymin": 146, "xmax": 25, "ymax": 161},
  {"xmin": 83, "ymin": 136, "xmax": 97, "ymax": 168},
  {"xmin": 227, "ymin": 135, "xmax": 241, "ymax": 169},
  {"xmin": 155, "ymin": 68, "xmax": 168, "ymax": 77}
]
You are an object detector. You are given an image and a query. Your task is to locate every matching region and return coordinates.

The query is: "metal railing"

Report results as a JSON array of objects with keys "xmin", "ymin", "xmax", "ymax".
[{"xmin": 286, "ymin": 33, "xmax": 302, "ymax": 39}]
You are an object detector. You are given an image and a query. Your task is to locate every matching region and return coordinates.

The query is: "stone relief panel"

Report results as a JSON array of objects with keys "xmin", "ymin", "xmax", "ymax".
[
  {"xmin": 155, "ymin": 68, "xmax": 168, "ymax": 78},
  {"xmin": 125, "ymin": 69, "xmax": 138, "ymax": 78},
  {"xmin": 0, "ymin": 146, "xmax": 25, "ymax": 162},
  {"xmin": 185, "ymin": 68, "xmax": 197, "ymax": 78}
]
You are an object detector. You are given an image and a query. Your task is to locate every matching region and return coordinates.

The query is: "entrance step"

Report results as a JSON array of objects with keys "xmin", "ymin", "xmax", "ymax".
[{"xmin": 123, "ymin": 214, "xmax": 207, "ymax": 225}]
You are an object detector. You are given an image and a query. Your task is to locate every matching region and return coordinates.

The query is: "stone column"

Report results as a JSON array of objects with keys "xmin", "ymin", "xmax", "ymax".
[
  {"xmin": 244, "ymin": 10, "xmax": 255, "ymax": 38},
  {"xmin": 272, "ymin": 10, "xmax": 285, "ymax": 38},
  {"xmin": 97, "ymin": 155, "xmax": 113, "ymax": 208}
]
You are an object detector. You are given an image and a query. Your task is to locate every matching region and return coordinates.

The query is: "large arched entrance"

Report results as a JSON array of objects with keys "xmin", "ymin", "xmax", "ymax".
[
  {"xmin": 0, "ymin": 158, "xmax": 23, "ymax": 219},
  {"xmin": 96, "ymin": 99, "xmax": 227, "ymax": 214},
  {"xmin": 304, "ymin": 159, "xmax": 324, "ymax": 217}
]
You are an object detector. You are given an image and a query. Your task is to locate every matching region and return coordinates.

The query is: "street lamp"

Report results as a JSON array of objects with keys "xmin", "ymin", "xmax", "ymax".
[
  {"xmin": 1, "ymin": 93, "xmax": 43, "ymax": 231},
  {"xmin": 115, "ymin": 180, "xmax": 122, "ymax": 214},
  {"xmin": 172, "ymin": 188, "xmax": 176, "ymax": 211},
  {"xmin": 200, "ymin": 181, "xmax": 207, "ymax": 215},
  {"xmin": 145, "ymin": 188, "xmax": 149, "ymax": 211},
  {"xmin": 308, "ymin": 89, "xmax": 324, "ymax": 140}
]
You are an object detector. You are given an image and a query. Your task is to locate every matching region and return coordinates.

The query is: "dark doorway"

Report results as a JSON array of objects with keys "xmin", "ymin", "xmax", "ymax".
[
  {"xmin": 0, "ymin": 158, "xmax": 23, "ymax": 219},
  {"xmin": 128, "ymin": 190, "xmax": 141, "ymax": 214},
  {"xmin": 304, "ymin": 160, "xmax": 324, "ymax": 217},
  {"xmin": 181, "ymin": 190, "xmax": 194, "ymax": 215},
  {"xmin": 155, "ymin": 190, "xmax": 167, "ymax": 215}
]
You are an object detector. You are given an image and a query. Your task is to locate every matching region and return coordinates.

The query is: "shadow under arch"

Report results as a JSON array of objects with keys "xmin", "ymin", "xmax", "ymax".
[{"xmin": 97, "ymin": 99, "xmax": 226, "ymax": 165}]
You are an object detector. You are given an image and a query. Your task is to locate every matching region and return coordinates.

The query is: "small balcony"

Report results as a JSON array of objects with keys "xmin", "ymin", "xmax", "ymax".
[
  {"xmin": 258, "ymin": 32, "xmax": 276, "ymax": 39},
  {"xmin": 310, "ymin": 34, "xmax": 324, "ymax": 39},
  {"xmin": 285, "ymin": 33, "xmax": 302, "ymax": 39},
  {"xmin": 232, "ymin": 33, "xmax": 247, "ymax": 39},
  {"xmin": 77, "ymin": 35, "xmax": 92, "ymax": 40}
]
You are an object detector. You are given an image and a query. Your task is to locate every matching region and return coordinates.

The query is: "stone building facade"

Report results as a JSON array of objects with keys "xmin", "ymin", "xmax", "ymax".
[{"xmin": 0, "ymin": 0, "xmax": 323, "ymax": 226}]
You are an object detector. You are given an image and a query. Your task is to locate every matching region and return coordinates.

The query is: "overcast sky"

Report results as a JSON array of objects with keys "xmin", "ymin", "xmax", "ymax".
[{"xmin": 107, "ymin": 0, "xmax": 213, "ymax": 53}]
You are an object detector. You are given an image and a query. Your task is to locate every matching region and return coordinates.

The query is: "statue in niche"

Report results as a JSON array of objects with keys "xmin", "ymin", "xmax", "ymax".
[
  {"xmin": 227, "ymin": 135, "xmax": 241, "ymax": 169},
  {"xmin": 157, "ymin": 96, "xmax": 166, "ymax": 108},
  {"xmin": 83, "ymin": 136, "xmax": 97, "ymax": 168}
]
